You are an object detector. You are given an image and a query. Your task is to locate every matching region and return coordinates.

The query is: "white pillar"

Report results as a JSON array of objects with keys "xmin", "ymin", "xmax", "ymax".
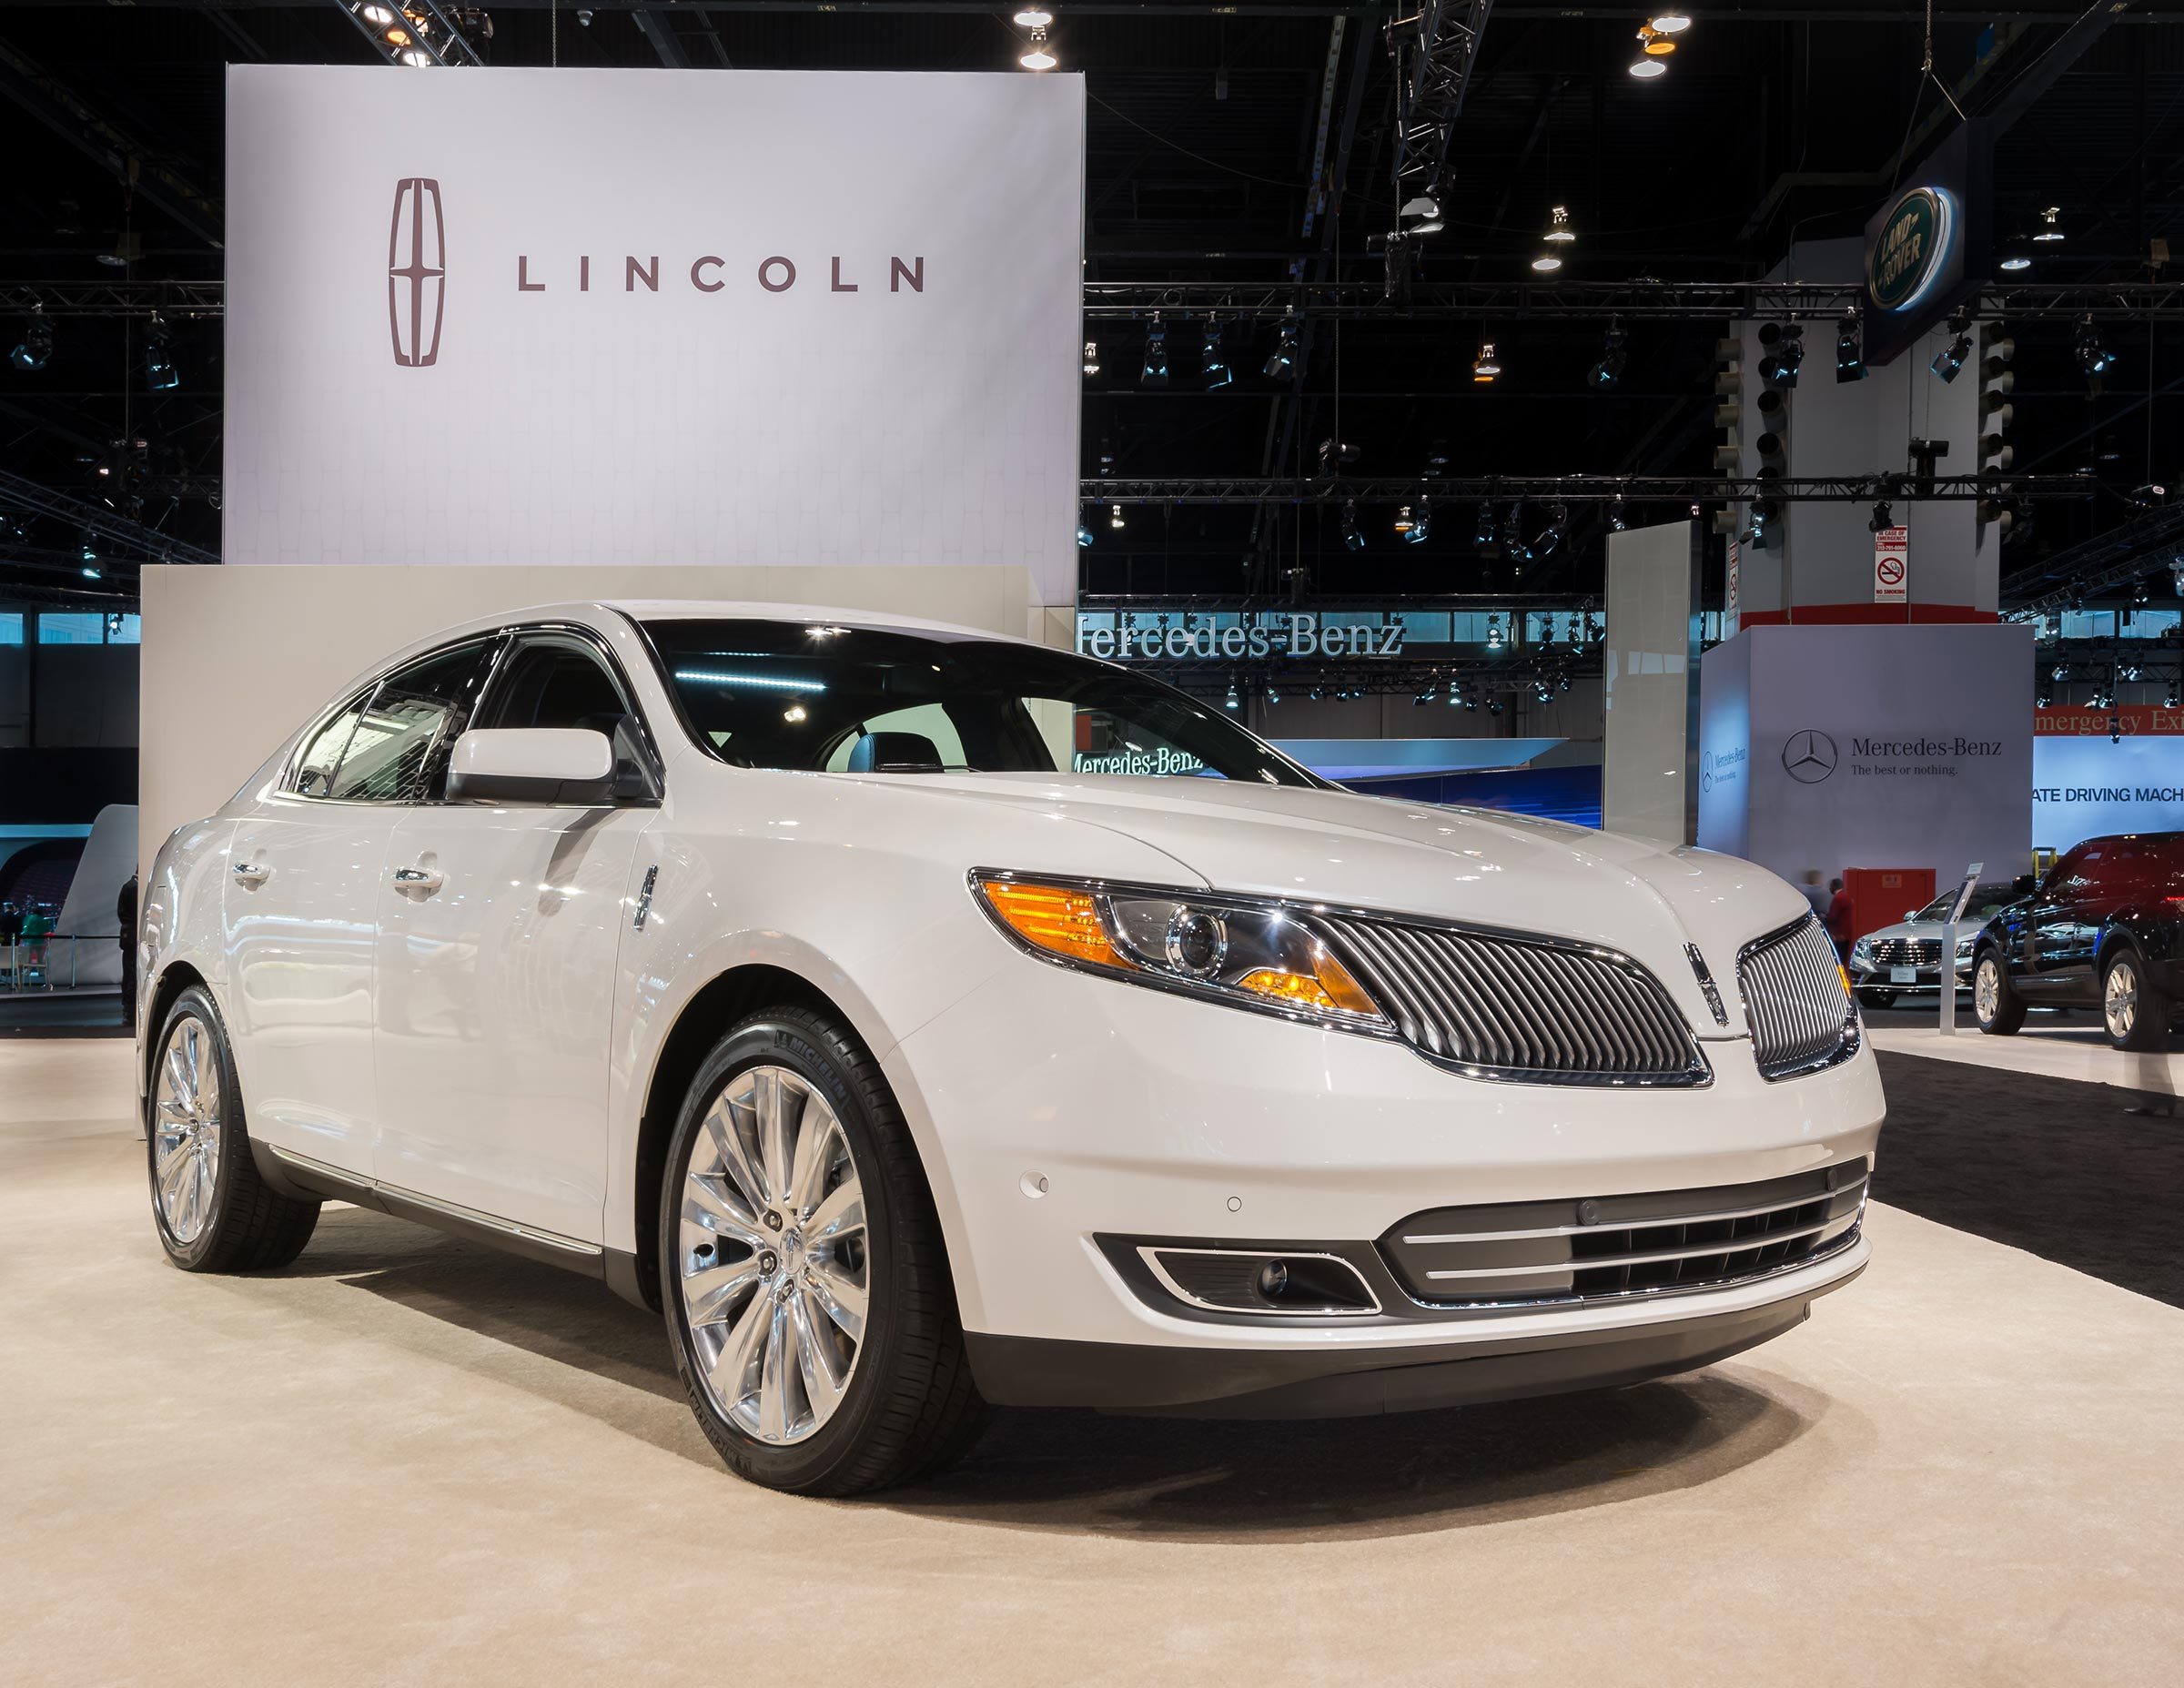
[{"xmin": 1602, "ymin": 519, "xmax": 1700, "ymax": 844}]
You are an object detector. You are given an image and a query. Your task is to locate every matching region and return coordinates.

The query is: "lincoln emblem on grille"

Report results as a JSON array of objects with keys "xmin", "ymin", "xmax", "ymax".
[{"xmin": 388, "ymin": 177, "xmax": 446, "ymax": 368}]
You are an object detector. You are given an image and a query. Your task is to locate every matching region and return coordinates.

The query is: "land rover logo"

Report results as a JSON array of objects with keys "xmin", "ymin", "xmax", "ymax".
[
  {"xmin": 389, "ymin": 177, "xmax": 446, "ymax": 369},
  {"xmin": 1781, "ymin": 729, "xmax": 1838, "ymax": 784},
  {"xmin": 1867, "ymin": 185, "xmax": 1953, "ymax": 315}
]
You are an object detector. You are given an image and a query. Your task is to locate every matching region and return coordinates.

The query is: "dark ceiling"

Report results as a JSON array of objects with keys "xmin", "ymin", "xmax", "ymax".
[{"xmin": 3, "ymin": 1, "xmax": 2183, "ymax": 607}]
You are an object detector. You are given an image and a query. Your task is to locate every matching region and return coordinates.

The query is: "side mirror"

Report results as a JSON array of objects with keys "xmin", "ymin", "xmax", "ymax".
[
  {"xmin": 1904, "ymin": 908, "xmax": 1917, "ymax": 921},
  {"xmin": 447, "ymin": 728, "xmax": 615, "ymax": 805}
]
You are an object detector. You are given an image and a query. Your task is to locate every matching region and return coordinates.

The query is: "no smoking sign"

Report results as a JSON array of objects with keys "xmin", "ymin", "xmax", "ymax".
[{"xmin": 1873, "ymin": 526, "xmax": 1909, "ymax": 603}]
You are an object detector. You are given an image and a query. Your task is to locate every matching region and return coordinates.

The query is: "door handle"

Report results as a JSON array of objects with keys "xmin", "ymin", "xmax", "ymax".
[
  {"xmin": 392, "ymin": 864, "xmax": 446, "ymax": 895},
  {"xmin": 232, "ymin": 861, "xmax": 270, "ymax": 887}
]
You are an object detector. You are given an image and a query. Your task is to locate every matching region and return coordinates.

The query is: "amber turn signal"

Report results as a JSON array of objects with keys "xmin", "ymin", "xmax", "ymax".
[
  {"xmin": 977, "ymin": 877, "xmax": 1131, "ymax": 970},
  {"xmin": 1237, "ymin": 947, "xmax": 1380, "ymax": 1017}
]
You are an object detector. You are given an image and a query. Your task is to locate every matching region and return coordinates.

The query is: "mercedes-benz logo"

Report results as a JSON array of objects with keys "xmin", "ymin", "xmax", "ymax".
[
  {"xmin": 1781, "ymin": 729, "xmax": 1838, "ymax": 784},
  {"xmin": 1701, "ymin": 750, "xmax": 1715, "ymax": 793}
]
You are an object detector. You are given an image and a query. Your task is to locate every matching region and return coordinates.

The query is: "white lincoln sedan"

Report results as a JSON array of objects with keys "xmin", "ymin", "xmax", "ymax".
[{"xmin": 139, "ymin": 601, "xmax": 1882, "ymax": 1494}]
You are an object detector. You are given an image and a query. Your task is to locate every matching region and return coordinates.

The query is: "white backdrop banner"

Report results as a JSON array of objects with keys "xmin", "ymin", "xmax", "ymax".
[{"xmin": 224, "ymin": 66, "xmax": 1085, "ymax": 603}]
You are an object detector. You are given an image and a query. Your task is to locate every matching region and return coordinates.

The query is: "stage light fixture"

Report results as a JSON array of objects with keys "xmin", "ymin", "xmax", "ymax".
[
  {"xmin": 79, "ymin": 536, "xmax": 100, "ymax": 579},
  {"xmin": 1341, "ymin": 500, "xmax": 1365, "ymax": 554},
  {"xmin": 144, "ymin": 317, "xmax": 179, "ymax": 391},
  {"xmin": 1473, "ymin": 503, "xmax": 1497, "ymax": 549},
  {"xmin": 1609, "ymin": 497, "xmax": 1628, "ymax": 531},
  {"xmin": 1082, "ymin": 339, "xmax": 1100, "ymax": 376},
  {"xmin": 1471, "ymin": 339, "xmax": 1501, "ymax": 382},
  {"xmin": 1224, "ymin": 680, "xmax": 1240, "ymax": 711},
  {"xmin": 1930, "ymin": 310, "xmax": 1973, "ymax": 382},
  {"xmin": 1543, "ymin": 205, "xmax": 1574, "ymax": 243},
  {"xmin": 8, "ymin": 312, "xmax": 52, "ymax": 372},
  {"xmin": 1757, "ymin": 320, "xmax": 1803, "ymax": 387},
  {"xmin": 1108, "ymin": 502, "xmax": 1125, "ymax": 530},
  {"xmin": 1400, "ymin": 494, "xmax": 1431, "ymax": 545},
  {"xmin": 1997, "ymin": 228, "xmax": 2033, "ymax": 272},
  {"xmin": 1141, "ymin": 318, "xmax": 1169, "ymax": 387},
  {"xmin": 1486, "ymin": 614, "xmax": 1504, "ymax": 651},
  {"xmin": 1202, "ymin": 321, "xmax": 1232, "ymax": 389},
  {"xmin": 1869, "ymin": 499, "xmax": 1893, "ymax": 533},
  {"xmin": 1628, "ymin": 56, "xmax": 1666, "ymax": 78},
  {"xmin": 2076, "ymin": 315, "xmax": 2117, "ymax": 379},
  {"xmin": 1264, "ymin": 317, "xmax": 1299, "ymax": 379},
  {"xmin": 1077, "ymin": 523, "xmax": 1094, "ymax": 548},
  {"xmin": 1019, "ymin": 26, "xmax": 1057, "ymax": 70},
  {"xmin": 1401, "ymin": 190, "xmax": 1444, "ymax": 236},
  {"xmin": 398, "ymin": 48, "xmax": 433, "ymax": 67},
  {"xmin": 1648, "ymin": 12, "xmax": 1693, "ymax": 31},
  {"xmin": 1013, "ymin": 7, "xmax": 1054, "ymax": 24},
  {"xmin": 2032, "ymin": 206, "xmax": 2066, "ymax": 243},
  {"xmin": 1586, "ymin": 320, "xmax": 1628, "ymax": 389},
  {"xmin": 1835, "ymin": 309, "xmax": 1867, "ymax": 382},
  {"xmin": 1532, "ymin": 252, "xmax": 1562, "ymax": 274}
]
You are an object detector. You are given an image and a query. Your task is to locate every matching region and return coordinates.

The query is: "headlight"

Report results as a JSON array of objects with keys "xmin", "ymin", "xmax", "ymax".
[
  {"xmin": 971, "ymin": 872, "xmax": 1389, "ymax": 1030},
  {"xmin": 1849, "ymin": 937, "xmax": 1874, "ymax": 968},
  {"xmin": 1955, "ymin": 932, "xmax": 1977, "ymax": 956}
]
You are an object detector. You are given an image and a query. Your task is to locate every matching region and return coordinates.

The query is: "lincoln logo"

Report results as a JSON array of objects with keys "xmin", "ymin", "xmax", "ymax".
[
  {"xmin": 1781, "ymin": 730, "xmax": 1839, "ymax": 784},
  {"xmin": 388, "ymin": 177, "xmax": 446, "ymax": 368}
]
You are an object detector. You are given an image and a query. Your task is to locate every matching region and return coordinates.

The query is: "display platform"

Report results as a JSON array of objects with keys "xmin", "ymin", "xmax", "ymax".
[
  {"xmin": 1867, "ymin": 1009, "xmax": 2184, "ymax": 1093},
  {"xmin": 5, "ymin": 1038, "xmax": 2178, "ymax": 1684}
]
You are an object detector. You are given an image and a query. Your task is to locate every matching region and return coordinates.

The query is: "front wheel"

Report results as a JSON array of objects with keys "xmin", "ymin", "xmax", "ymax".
[
  {"xmin": 2102, "ymin": 947, "xmax": 2172, "ymax": 1051},
  {"xmin": 658, "ymin": 1006, "xmax": 986, "ymax": 1495},
  {"xmin": 1972, "ymin": 950, "xmax": 2025, "ymax": 1036},
  {"xmin": 147, "ymin": 985, "xmax": 320, "ymax": 1271}
]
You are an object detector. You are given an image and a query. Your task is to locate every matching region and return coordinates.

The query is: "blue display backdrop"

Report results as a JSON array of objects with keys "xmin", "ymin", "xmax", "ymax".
[{"xmin": 2032, "ymin": 733, "xmax": 2184, "ymax": 854}]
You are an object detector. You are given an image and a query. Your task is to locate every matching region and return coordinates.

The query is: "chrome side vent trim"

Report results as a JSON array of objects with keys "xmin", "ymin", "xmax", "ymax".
[{"xmin": 1686, "ymin": 944, "xmax": 1729, "ymax": 1026}]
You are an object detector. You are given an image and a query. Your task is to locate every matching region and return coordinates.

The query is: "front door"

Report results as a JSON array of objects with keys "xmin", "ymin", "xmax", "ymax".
[{"xmin": 372, "ymin": 628, "xmax": 660, "ymax": 1243}]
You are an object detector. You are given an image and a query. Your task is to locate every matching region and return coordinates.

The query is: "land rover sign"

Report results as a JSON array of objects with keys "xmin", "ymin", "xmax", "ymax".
[{"xmin": 1867, "ymin": 185, "xmax": 1955, "ymax": 315}]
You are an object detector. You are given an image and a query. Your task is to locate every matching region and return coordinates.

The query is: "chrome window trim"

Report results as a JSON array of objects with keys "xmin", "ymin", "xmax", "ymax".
[
  {"xmin": 1138, "ymin": 1246, "xmax": 1384, "ymax": 1318},
  {"xmin": 967, "ymin": 867, "xmax": 1712, "ymax": 1088},
  {"xmin": 274, "ymin": 619, "xmax": 665, "ymax": 809}
]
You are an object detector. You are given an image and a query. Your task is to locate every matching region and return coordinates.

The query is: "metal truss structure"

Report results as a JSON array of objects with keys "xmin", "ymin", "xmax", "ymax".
[
  {"xmin": 0, "ymin": 469, "xmax": 219, "ymax": 567},
  {"xmin": 2003, "ymin": 501, "xmax": 2184, "ymax": 618},
  {"xmin": 1084, "ymin": 474, "xmax": 2094, "ymax": 505},
  {"xmin": 330, "ymin": 1, "xmax": 488, "ymax": 68}
]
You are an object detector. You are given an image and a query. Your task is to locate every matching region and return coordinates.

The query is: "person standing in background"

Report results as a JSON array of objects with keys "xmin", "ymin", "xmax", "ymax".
[
  {"xmin": 0, "ymin": 899, "xmax": 19, "ymax": 987},
  {"xmin": 1799, "ymin": 870, "xmax": 1830, "ymax": 922},
  {"xmin": 116, "ymin": 874, "xmax": 138, "ymax": 1029},
  {"xmin": 1825, "ymin": 875, "xmax": 1854, "ymax": 962}
]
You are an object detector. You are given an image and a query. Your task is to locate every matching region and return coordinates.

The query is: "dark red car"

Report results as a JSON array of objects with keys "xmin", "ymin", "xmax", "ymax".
[{"xmin": 1971, "ymin": 832, "xmax": 2184, "ymax": 1050}]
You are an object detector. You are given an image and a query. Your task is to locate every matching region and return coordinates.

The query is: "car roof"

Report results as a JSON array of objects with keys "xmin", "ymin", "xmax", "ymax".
[{"xmin": 540, "ymin": 599, "xmax": 1044, "ymax": 647}]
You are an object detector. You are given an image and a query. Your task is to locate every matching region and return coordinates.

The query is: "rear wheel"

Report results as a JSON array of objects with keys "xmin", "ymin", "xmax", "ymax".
[
  {"xmin": 1973, "ymin": 950, "xmax": 2025, "ymax": 1036},
  {"xmin": 2102, "ymin": 947, "xmax": 2172, "ymax": 1051},
  {"xmin": 147, "ymin": 985, "xmax": 320, "ymax": 1272},
  {"xmin": 658, "ymin": 1006, "xmax": 986, "ymax": 1495}
]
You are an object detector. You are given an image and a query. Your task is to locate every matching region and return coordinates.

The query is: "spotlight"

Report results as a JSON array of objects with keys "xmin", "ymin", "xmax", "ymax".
[
  {"xmin": 1473, "ymin": 503, "xmax": 1497, "ymax": 549},
  {"xmin": 1413, "ymin": 685, "xmax": 1437, "ymax": 707},
  {"xmin": 1108, "ymin": 502, "xmax": 1126, "ymax": 531},
  {"xmin": 1997, "ymin": 229, "xmax": 2033, "ymax": 272},
  {"xmin": 2032, "ymin": 206, "xmax": 2066, "ymax": 244},
  {"xmin": 1486, "ymin": 614, "xmax": 1504, "ymax": 651},
  {"xmin": 1869, "ymin": 499, "xmax": 1894, "ymax": 533},
  {"xmin": 1609, "ymin": 498, "xmax": 1628, "ymax": 532},
  {"xmin": 1265, "ymin": 683, "xmax": 1279, "ymax": 705},
  {"xmin": 1264, "ymin": 317, "xmax": 1299, "ymax": 380},
  {"xmin": 1504, "ymin": 500, "xmax": 1532, "ymax": 564},
  {"xmin": 1400, "ymin": 189, "xmax": 1444, "ymax": 237},
  {"xmin": 1019, "ymin": 25, "xmax": 1057, "ymax": 70},
  {"xmin": 1532, "ymin": 501, "xmax": 1568, "ymax": 559},
  {"xmin": 2076, "ymin": 315, "xmax": 2117, "ymax": 381},
  {"xmin": 1341, "ymin": 500, "xmax": 1365, "ymax": 554},
  {"xmin": 1202, "ymin": 321, "xmax": 1231, "ymax": 389},
  {"xmin": 79, "ymin": 536, "xmax": 100, "ymax": 579},
  {"xmin": 1929, "ymin": 309, "xmax": 1973, "ymax": 383},
  {"xmin": 144, "ymin": 317, "xmax": 179, "ymax": 391},
  {"xmin": 1757, "ymin": 321, "xmax": 1804, "ymax": 388},
  {"xmin": 1532, "ymin": 252, "xmax": 1563, "ymax": 274},
  {"xmin": 2169, "ymin": 683, "xmax": 2182, "ymax": 710},
  {"xmin": 1081, "ymin": 339, "xmax": 1100, "ymax": 376},
  {"xmin": 1141, "ymin": 318, "xmax": 1169, "ymax": 387},
  {"xmin": 1587, "ymin": 321, "xmax": 1628, "ymax": 389},
  {"xmin": 1224, "ymin": 680, "xmax": 1240, "ymax": 711},
  {"xmin": 1628, "ymin": 56, "xmax": 1667, "ymax": 78},
  {"xmin": 1393, "ymin": 505, "xmax": 1414, "ymax": 538},
  {"xmin": 1543, "ymin": 205, "xmax": 1575, "ymax": 244},
  {"xmin": 2037, "ymin": 690, "xmax": 2052, "ymax": 709},
  {"xmin": 1648, "ymin": 12, "xmax": 1693, "ymax": 31},
  {"xmin": 1471, "ymin": 339, "xmax": 1501, "ymax": 382},
  {"xmin": 2052, "ymin": 662, "xmax": 2070, "ymax": 682},
  {"xmin": 1400, "ymin": 494, "xmax": 1431, "ymax": 545},
  {"xmin": 1836, "ymin": 309, "xmax": 1867, "ymax": 382},
  {"xmin": 1077, "ymin": 523, "xmax": 1094, "ymax": 548},
  {"xmin": 8, "ymin": 312, "xmax": 52, "ymax": 372},
  {"xmin": 1637, "ymin": 24, "xmax": 1676, "ymax": 58},
  {"xmin": 1012, "ymin": 6, "xmax": 1054, "ymax": 23}
]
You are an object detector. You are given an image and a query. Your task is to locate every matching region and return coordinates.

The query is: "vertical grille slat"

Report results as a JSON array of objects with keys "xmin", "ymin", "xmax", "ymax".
[
  {"xmin": 1738, "ymin": 915, "xmax": 1861, "ymax": 1081},
  {"xmin": 1320, "ymin": 915, "xmax": 1706, "ymax": 1087}
]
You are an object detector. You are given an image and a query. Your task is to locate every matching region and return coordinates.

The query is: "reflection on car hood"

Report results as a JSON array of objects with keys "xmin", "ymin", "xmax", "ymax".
[{"xmin": 851, "ymin": 772, "xmax": 1810, "ymax": 1037}]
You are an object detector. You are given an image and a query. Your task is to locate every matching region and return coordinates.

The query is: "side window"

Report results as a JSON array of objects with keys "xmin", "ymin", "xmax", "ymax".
[
  {"xmin": 325, "ymin": 640, "xmax": 500, "ymax": 804},
  {"xmin": 291, "ymin": 692, "xmax": 370, "ymax": 797},
  {"xmin": 474, "ymin": 632, "xmax": 655, "ymax": 797}
]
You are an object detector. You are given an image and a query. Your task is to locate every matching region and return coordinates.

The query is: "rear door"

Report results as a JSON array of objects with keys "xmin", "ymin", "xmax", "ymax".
[
  {"xmin": 221, "ymin": 640, "xmax": 497, "ymax": 1175},
  {"xmin": 2025, "ymin": 841, "xmax": 2113, "ymax": 1001},
  {"xmin": 372, "ymin": 625, "xmax": 661, "ymax": 1243}
]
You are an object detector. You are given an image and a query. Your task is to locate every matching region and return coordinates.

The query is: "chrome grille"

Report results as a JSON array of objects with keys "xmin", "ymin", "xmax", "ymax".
[
  {"xmin": 1867, "ymin": 937, "xmax": 1941, "ymax": 967},
  {"xmin": 1321, "ymin": 916, "xmax": 1706, "ymax": 1087},
  {"xmin": 1380, "ymin": 1158, "xmax": 1868, "ymax": 1309},
  {"xmin": 1739, "ymin": 914, "xmax": 1861, "ymax": 1080}
]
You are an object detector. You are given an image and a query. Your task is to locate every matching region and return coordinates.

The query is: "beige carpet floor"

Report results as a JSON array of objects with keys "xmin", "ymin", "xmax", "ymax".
[{"xmin": 4, "ymin": 1038, "xmax": 2179, "ymax": 1686}]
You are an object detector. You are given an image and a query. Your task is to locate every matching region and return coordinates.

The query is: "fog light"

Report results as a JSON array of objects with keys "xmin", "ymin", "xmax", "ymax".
[{"xmin": 1255, "ymin": 1259, "xmax": 1289, "ymax": 1299}]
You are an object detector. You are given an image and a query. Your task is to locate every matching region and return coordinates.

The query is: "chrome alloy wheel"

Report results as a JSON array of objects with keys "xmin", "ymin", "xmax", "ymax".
[
  {"xmin": 2105, "ymin": 958, "xmax": 2139, "ymax": 1042},
  {"xmin": 152, "ymin": 1014, "xmax": 222, "ymax": 1244},
  {"xmin": 678, "ymin": 1065, "xmax": 868, "ymax": 1446},
  {"xmin": 1975, "ymin": 955, "xmax": 2001, "ymax": 1026}
]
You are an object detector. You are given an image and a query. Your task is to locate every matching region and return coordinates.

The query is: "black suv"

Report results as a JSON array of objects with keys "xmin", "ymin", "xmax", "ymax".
[{"xmin": 1971, "ymin": 833, "xmax": 2184, "ymax": 1051}]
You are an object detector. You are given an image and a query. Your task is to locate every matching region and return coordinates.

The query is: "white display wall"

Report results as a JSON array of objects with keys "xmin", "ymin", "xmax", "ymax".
[{"xmin": 223, "ymin": 66, "xmax": 1085, "ymax": 605}]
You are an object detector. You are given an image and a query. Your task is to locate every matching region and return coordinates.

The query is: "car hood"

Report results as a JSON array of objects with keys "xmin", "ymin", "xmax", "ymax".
[{"xmin": 846, "ymin": 772, "xmax": 1809, "ymax": 1038}]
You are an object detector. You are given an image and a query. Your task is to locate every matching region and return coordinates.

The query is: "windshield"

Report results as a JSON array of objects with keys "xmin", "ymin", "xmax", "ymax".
[
  {"xmin": 1911, "ymin": 883, "xmax": 2018, "ymax": 923},
  {"xmin": 642, "ymin": 619, "xmax": 1322, "ymax": 787}
]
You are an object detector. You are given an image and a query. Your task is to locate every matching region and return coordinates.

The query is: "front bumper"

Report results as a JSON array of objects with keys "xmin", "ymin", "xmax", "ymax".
[
  {"xmin": 884, "ymin": 948, "xmax": 1885, "ymax": 1408},
  {"xmin": 967, "ymin": 1274, "xmax": 1855, "ymax": 1416},
  {"xmin": 1851, "ymin": 961, "xmax": 1971, "ymax": 995}
]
